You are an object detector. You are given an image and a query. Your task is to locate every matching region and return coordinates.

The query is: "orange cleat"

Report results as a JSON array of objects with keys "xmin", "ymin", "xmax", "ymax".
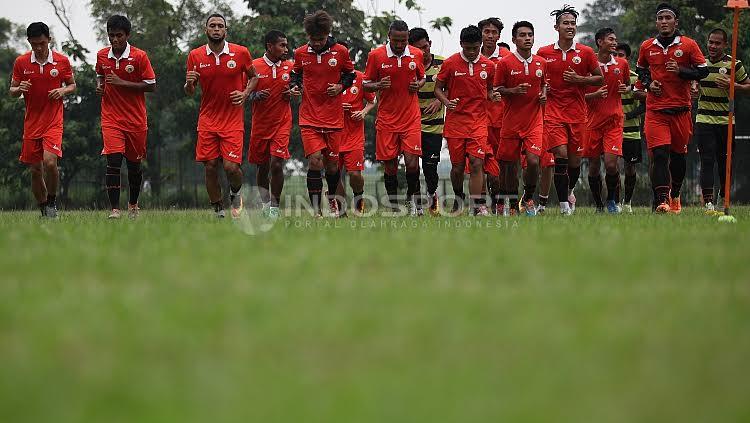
[
  {"xmin": 668, "ymin": 197, "xmax": 682, "ymax": 214},
  {"xmin": 655, "ymin": 202, "xmax": 671, "ymax": 214}
]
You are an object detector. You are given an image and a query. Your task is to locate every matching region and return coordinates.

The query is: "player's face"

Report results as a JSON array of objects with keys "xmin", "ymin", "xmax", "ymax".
[
  {"xmin": 307, "ymin": 34, "xmax": 327, "ymax": 52},
  {"xmin": 27, "ymin": 35, "xmax": 50, "ymax": 58},
  {"xmin": 481, "ymin": 24, "xmax": 500, "ymax": 47},
  {"xmin": 205, "ymin": 17, "xmax": 227, "ymax": 42},
  {"xmin": 461, "ymin": 41, "xmax": 482, "ymax": 62},
  {"xmin": 388, "ymin": 30, "xmax": 409, "ymax": 55},
  {"xmin": 656, "ymin": 12, "xmax": 677, "ymax": 37},
  {"xmin": 707, "ymin": 33, "xmax": 727, "ymax": 59},
  {"xmin": 555, "ymin": 14, "xmax": 577, "ymax": 41},
  {"xmin": 598, "ymin": 33, "xmax": 618, "ymax": 54},
  {"xmin": 107, "ymin": 29, "xmax": 129, "ymax": 52},
  {"xmin": 615, "ymin": 49, "xmax": 628, "ymax": 59},
  {"xmin": 268, "ymin": 37, "xmax": 289, "ymax": 61},
  {"xmin": 512, "ymin": 27, "xmax": 534, "ymax": 51},
  {"xmin": 410, "ymin": 38, "xmax": 431, "ymax": 58}
]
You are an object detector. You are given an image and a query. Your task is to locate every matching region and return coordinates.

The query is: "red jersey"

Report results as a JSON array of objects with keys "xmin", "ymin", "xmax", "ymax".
[
  {"xmin": 341, "ymin": 70, "xmax": 376, "ymax": 151},
  {"xmin": 363, "ymin": 44, "xmax": 425, "ymax": 132},
  {"xmin": 537, "ymin": 42, "xmax": 599, "ymax": 123},
  {"xmin": 12, "ymin": 49, "xmax": 73, "ymax": 139},
  {"xmin": 485, "ymin": 45, "xmax": 511, "ymax": 128},
  {"xmin": 250, "ymin": 55, "xmax": 293, "ymax": 140},
  {"xmin": 636, "ymin": 35, "xmax": 706, "ymax": 110},
  {"xmin": 586, "ymin": 55, "xmax": 630, "ymax": 129},
  {"xmin": 436, "ymin": 52, "xmax": 495, "ymax": 139},
  {"xmin": 494, "ymin": 52, "xmax": 546, "ymax": 136},
  {"xmin": 186, "ymin": 42, "xmax": 253, "ymax": 132},
  {"xmin": 292, "ymin": 43, "xmax": 354, "ymax": 129},
  {"xmin": 95, "ymin": 43, "xmax": 156, "ymax": 132}
]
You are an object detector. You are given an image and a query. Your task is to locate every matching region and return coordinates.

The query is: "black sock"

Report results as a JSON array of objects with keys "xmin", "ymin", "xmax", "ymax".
[
  {"xmin": 452, "ymin": 191, "xmax": 465, "ymax": 211},
  {"xmin": 307, "ymin": 169, "xmax": 323, "ymax": 213},
  {"xmin": 669, "ymin": 152, "xmax": 686, "ymax": 198},
  {"xmin": 325, "ymin": 170, "xmax": 340, "ymax": 199},
  {"xmin": 384, "ymin": 173, "xmax": 398, "ymax": 208},
  {"xmin": 353, "ymin": 190, "xmax": 364, "ymax": 209},
  {"xmin": 212, "ymin": 201, "xmax": 223, "ymax": 212},
  {"xmin": 126, "ymin": 160, "xmax": 143, "ymax": 205},
  {"xmin": 477, "ymin": 189, "xmax": 487, "ymax": 205},
  {"xmin": 553, "ymin": 158, "xmax": 569, "ymax": 203},
  {"xmin": 539, "ymin": 195, "xmax": 548, "ymax": 207},
  {"xmin": 522, "ymin": 185, "xmax": 536, "ymax": 202},
  {"xmin": 39, "ymin": 201, "xmax": 47, "ymax": 215},
  {"xmin": 46, "ymin": 194, "xmax": 56, "ymax": 208},
  {"xmin": 509, "ymin": 194, "xmax": 519, "ymax": 211},
  {"xmin": 106, "ymin": 153, "xmax": 123, "ymax": 210},
  {"xmin": 652, "ymin": 146, "xmax": 670, "ymax": 204},
  {"xmin": 588, "ymin": 175, "xmax": 603, "ymax": 208},
  {"xmin": 568, "ymin": 165, "xmax": 581, "ymax": 191},
  {"xmin": 624, "ymin": 173, "xmax": 636, "ymax": 203},
  {"xmin": 422, "ymin": 160, "xmax": 439, "ymax": 196},
  {"xmin": 605, "ymin": 173, "xmax": 620, "ymax": 202},
  {"xmin": 702, "ymin": 189, "xmax": 714, "ymax": 205},
  {"xmin": 405, "ymin": 170, "xmax": 421, "ymax": 204}
]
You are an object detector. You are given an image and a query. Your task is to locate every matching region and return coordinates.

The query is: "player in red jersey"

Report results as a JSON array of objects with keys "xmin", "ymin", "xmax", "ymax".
[
  {"xmin": 435, "ymin": 25, "xmax": 496, "ymax": 216},
  {"xmin": 494, "ymin": 21, "xmax": 547, "ymax": 217},
  {"xmin": 537, "ymin": 5, "xmax": 603, "ymax": 215},
  {"xmin": 10, "ymin": 22, "xmax": 76, "ymax": 219},
  {"xmin": 185, "ymin": 14, "xmax": 257, "ymax": 219},
  {"xmin": 636, "ymin": 3, "xmax": 707, "ymax": 214},
  {"xmin": 95, "ymin": 15, "xmax": 156, "ymax": 220},
  {"xmin": 479, "ymin": 17, "xmax": 509, "ymax": 214},
  {"xmin": 247, "ymin": 30, "xmax": 293, "ymax": 220},
  {"xmin": 289, "ymin": 11, "xmax": 356, "ymax": 218},
  {"xmin": 363, "ymin": 20, "xmax": 426, "ymax": 216},
  {"xmin": 584, "ymin": 28, "xmax": 631, "ymax": 214}
]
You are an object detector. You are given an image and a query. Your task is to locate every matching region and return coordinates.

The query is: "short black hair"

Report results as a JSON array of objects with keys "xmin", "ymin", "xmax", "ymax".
[
  {"xmin": 337, "ymin": 40, "xmax": 349, "ymax": 49},
  {"xmin": 205, "ymin": 13, "xmax": 226, "ymax": 26},
  {"xmin": 498, "ymin": 42, "xmax": 511, "ymax": 50},
  {"xmin": 408, "ymin": 27, "xmax": 429, "ymax": 45},
  {"xmin": 264, "ymin": 30, "xmax": 286, "ymax": 50},
  {"xmin": 303, "ymin": 10, "xmax": 332, "ymax": 36},
  {"xmin": 26, "ymin": 22, "xmax": 50, "ymax": 39},
  {"xmin": 616, "ymin": 42, "xmax": 632, "ymax": 57},
  {"xmin": 709, "ymin": 28, "xmax": 728, "ymax": 42},
  {"xmin": 512, "ymin": 21, "xmax": 534, "ymax": 38},
  {"xmin": 389, "ymin": 20, "xmax": 409, "ymax": 34},
  {"xmin": 478, "ymin": 17, "xmax": 504, "ymax": 33},
  {"xmin": 595, "ymin": 27, "xmax": 615, "ymax": 44},
  {"xmin": 551, "ymin": 4, "xmax": 579, "ymax": 24},
  {"xmin": 460, "ymin": 25, "xmax": 482, "ymax": 44},
  {"xmin": 656, "ymin": 3, "xmax": 679, "ymax": 18},
  {"xmin": 107, "ymin": 15, "xmax": 131, "ymax": 35}
]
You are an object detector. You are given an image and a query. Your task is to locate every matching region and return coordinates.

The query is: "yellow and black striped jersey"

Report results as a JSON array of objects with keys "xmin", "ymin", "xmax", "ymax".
[
  {"xmin": 622, "ymin": 70, "xmax": 642, "ymax": 140},
  {"xmin": 418, "ymin": 54, "xmax": 445, "ymax": 134},
  {"xmin": 697, "ymin": 55, "xmax": 748, "ymax": 125}
]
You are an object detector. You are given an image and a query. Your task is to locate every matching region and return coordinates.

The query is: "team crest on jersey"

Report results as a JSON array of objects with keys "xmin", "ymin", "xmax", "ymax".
[
  {"xmin": 536, "ymin": 69, "xmax": 543, "ymax": 78},
  {"xmin": 614, "ymin": 68, "xmax": 621, "ymax": 75},
  {"xmin": 328, "ymin": 58, "xmax": 338, "ymax": 67},
  {"xmin": 409, "ymin": 61, "xmax": 417, "ymax": 70},
  {"xmin": 719, "ymin": 67, "xmax": 728, "ymax": 75},
  {"xmin": 479, "ymin": 70, "xmax": 488, "ymax": 80},
  {"xmin": 674, "ymin": 49, "xmax": 683, "ymax": 58},
  {"xmin": 49, "ymin": 68, "xmax": 59, "ymax": 77},
  {"xmin": 572, "ymin": 56, "xmax": 582, "ymax": 64},
  {"xmin": 227, "ymin": 60, "xmax": 237, "ymax": 69},
  {"xmin": 125, "ymin": 64, "xmax": 135, "ymax": 73},
  {"xmin": 282, "ymin": 73, "xmax": 290, "ymax": 81},
  {"xmin": 351, "ymin": 86, "xmax": 359, "ymax": 94}
]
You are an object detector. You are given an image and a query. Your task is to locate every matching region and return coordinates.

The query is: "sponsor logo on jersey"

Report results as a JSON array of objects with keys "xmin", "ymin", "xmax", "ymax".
[
  {"xmin": 454, "ymin": 71, "xmax": 467, "ymax": 76},
  {"xmin": 228, "ymin": 152, "xmax": 239, "ymax": 159},
  {"xmin": 511, "ymin": 70, "xmax": 522, "ymax": 75},
  {"xmin": 199, "ymin": 63, "xmax": 211, "ymax": 68},
  {"xmin": 381, "ymin": 63, "xmax": 393, "ymax": 69}
]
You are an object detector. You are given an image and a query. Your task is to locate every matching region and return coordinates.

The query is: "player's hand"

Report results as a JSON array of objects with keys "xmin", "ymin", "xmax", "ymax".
[
  {"xmin": 690, "ymin": 81, "xmax": 701, "ymax": 99},
  {"xmin": 716, "ymin": 75, "xmax": 730, "ymax": 90},
  {"xmin": 539, "ymin": 90, "xmax": 547, "ymax": 105},
  {"xmin": 378, "ymin": 76, "xmax": 391, "ymax": 90},
  {"xmin": 649, "ymin": 80, "xmax": 663, "ymax": 96},
  {"xmin": 423, "ymin": 99, "xmax": 442, "ymax": 115},
  {"xmin": 229, "ymin": 90, "xmax": 247, "ymax": 105},
  {"xmin": 445, "ymin": 98, "xmax": 459, "ymax": 110},
  {"xmin": 289, "ymin": 85, "xmax": 302, "ymax": 97},
  {"xmin": 255, "ymin": 89, "xmax": 271, "ymax": 101},
  {"xmin": 186, "ymin": 66, "xmax": 200, "ymax": 86},
  {"xmin": 342, "ymin": 102, "xmax": 352, "ymax": 111},
  {"xmin": 18, "ymin": 80, "xmax": 32, "ymax": 93},
  {"xmin": 105, "ymin": 71, "xmax": 125, "ymax": 86},
  {"xmin": 47, "ymin": 87, "xmax": 66, "ymax": 100},
  {"xmin": 563, "ymin": 66, "xmax": 582, "ymax": 84},
  {"xmin": 350, "ymin": 110, "xmax": 366, "ymax": 121},
  {"xmin": 513, "ymin": 83, "xmax": 531, "ymax": 95},
  {"xmin": 95, "ymin": 83, "xmax": 104, "ymax": 96},
  {"xmin": 593, "ymin": 85, "xmax": 609, "ymax": 99},
  {"xmin": 408, "ymin": 79, "xmax": 420, "ymax": 92},
  {"xmin": 665, "ymin": 59, "xmax": 679, "ymax": 73},
  {"xmin": 618, "ymin": 82, "xmax": 630, "ymax": 94},
  {"xmin": 327, "ymin": 83, "xmax": 343, "ymax": 97},
  {"xmin": 490, "ymin": 90, "xmax": 502, "ymax": 102}
]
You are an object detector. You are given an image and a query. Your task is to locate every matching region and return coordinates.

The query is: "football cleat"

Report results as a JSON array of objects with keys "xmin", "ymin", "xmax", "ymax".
[
  {"xmin": 45, "ymin": 204, "xmax": 59, "ymax": 219},
  {"xmin": 474, "ymin": 205, "xmax": 490, "ymax": 216},
  {"xmin": 268, "ymin": 206, "xmax": 280, "ymax": 220},
  {"xmin": 519, "ymin": 199, "xmax": 537, "ymax": 216},
  {"xmin": 429, "ymin": 193, "xmax": 440, "ymax": 216},
  {"xmin": 108, "ymin": 209, "xmax": 121, "ymax": 219},
  {"xmin": 230, "ymin": 194, "xmax": 244, "ymax": 219},
  {"xmin": 606, "ymin": 200, "xmax": 620, "ymax": 214},
  {"xmin": 568, "ymin": 191, "xmax": 576, "ymax": 213},
  {"xmin": 128, "ymin": 203, "xmax": 139, "ymax": 220},
  {"xmin": 622, "ymin": 201, "xmax": 633, "ymax": 214},
  {"xmin": 668, "ymin": 196, "xmax": 682, "ymax": 215},
  {"xmin": 655, "ymin": 202, "xmax": 671, "ymax": 214},
  {"xmin": 328, "ymin": 195, "xmax": 340, "ymax": 218}
]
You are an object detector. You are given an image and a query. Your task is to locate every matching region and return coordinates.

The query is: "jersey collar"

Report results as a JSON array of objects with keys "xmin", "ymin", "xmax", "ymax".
[
  {"xmin": 460, "ymin": 51, "xmax": 481, "ymax": 64},
  {"xmin": 386, "ymin": 43, "xmax": 413, "ymax": 58},
  {"xmin": 263, "ymin": 53, "xmax": 281, "ymax": 67},
  {"xmin": 553, "ymin": 41, "xmax": 578, "ymax": 52},
  {"xmin": 513, "ymin": 51, "xmax": 533, "ymax": 64},
  {"xmin": 108, "ymin": 43, "xmax": 131, "ymax": 60},
  {"xmin": 30, "ymin": 48, "xmax": 56, "ymax": 65},
  {"xmin": 205, "ymin": 41, "xmax": 230, "ymax": 56},
  {"xmin": 652, "ymin": 36, "xmax": 681, "ymax": 50},
  {"xmin": 487, "ymin": 44, "xmax": 502, "ymax": 59},
  {"xmin": 599, "ymin": 54, "xmax": 617, "ymax": 66}
]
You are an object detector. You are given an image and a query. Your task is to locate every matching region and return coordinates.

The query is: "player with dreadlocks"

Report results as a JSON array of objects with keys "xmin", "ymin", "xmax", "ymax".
[{"xmin": 537, "ymin": 5, "xmax": 603, "ymax": 215}]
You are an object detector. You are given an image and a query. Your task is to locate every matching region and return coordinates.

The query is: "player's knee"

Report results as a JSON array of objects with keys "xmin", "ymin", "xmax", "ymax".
[
  {"xmin": 526, "ymin": 155, "xmax": 540, "ymax": 169},
  {"xmin": 269, "ymin": 157, "xmax": 284, "ymax": 174},
  {"xmin": 29, "ymin": 163, "xmax": 43, "ymax": 176},
  {"xmin": 308, "ymin": 152, "xmax": 324, "ymax": 170},
  {"xmin": 604, "ymin": 161, "xmax": 618, "ymax": 175},
  {"xmin": 404, "ymin": 157, "xmax": 419, "ymax": 173},
  {"xmin": 469, "ymin": 158, "xmax": 483, "ymax": 173},
  {"xmin": 126, "ymin": 160, "xmax": 142, "ymax": 175},
  {"xmin": 652, "ymin": 146, "xmax": 669, "ymax": 166},
  {"xmin": 204, "ymin": 159, "xmax": 219, "ymax": 174},
  {"xmin": 42, "ymin": 156, "xmax": 57, "ymax": 170},
  {"xmin": 383, "ymin": 160, "xmax": 398, "ymax": 176}
]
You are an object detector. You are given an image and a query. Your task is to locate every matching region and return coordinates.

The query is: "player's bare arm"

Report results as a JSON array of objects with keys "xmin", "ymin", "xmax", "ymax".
[
  {"xmin": 48, "ymin": 75, "xmax": 76, "ymax": 100},
  {"xmin": 433, "ymin": 78, "xmax": 458, "ymax": 110}
]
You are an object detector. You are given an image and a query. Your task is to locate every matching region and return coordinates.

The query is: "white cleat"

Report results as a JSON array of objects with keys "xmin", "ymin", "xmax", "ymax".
[
  {"xmin": 622, "ymin": 202, "xmax": 633, "ymax": 214},
  {"xmin": 567, "ymin": 191, "xmax": 576, "ymax": 213},
  {"xmin": 108, "ymin": 209, "xmax": 121, "ymax": 219}
]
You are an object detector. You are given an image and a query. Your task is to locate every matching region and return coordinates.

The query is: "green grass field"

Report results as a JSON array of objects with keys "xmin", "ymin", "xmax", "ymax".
[{"xmin": 1, "ymin": 207, "xmax": 750, "ymax": 422}]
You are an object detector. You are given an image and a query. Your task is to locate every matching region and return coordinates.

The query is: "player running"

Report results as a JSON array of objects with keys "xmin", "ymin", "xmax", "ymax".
[
  {"xmin": 434, "ymin": 25, "xmax": 496, "ymax": 216},
  {"xmin": 494, "ymin": 21, "xmax": 547, "ymax": 217},
  {"xmin": 583, "ymin": 28, "xmax": 630, "ymax": 214},
  {"xmin": 185, "ymin": 14, "xmax": 256, "ymax": 219},
  {"xmin": 95, "ymin": 15, "xmax": 156, "ymax": 220},
  {"xmin": 289, "ymin": 11, "xmax": 355, "ymax": 218},
  {"xmin": 696, "ymin": 28, "xmax": 750, "ymax": 214},
  {"xmin": 10, "ymin": 22, "xmax": 76, "ymax": 219},
  {"xmin": 537, "ymin": 5, "xmax": 603, "ymax": 215},
  {"xmin": 363, "ymin": 20, "xmax": 425, "ymax": 216},
  {"xmin": 247, "ymin": 30, "xmax": 293, "ymax": 220},
  {"xmin": 409, "ymin": 27, "xmax": 445, "ymax": 216},
  {"xmin": 636, "ymin": 3, "xmax": 707, "ymax": 214},
  {"xmin": 615, "ymin": 42, "xmax": 646, "ymax": 214}
]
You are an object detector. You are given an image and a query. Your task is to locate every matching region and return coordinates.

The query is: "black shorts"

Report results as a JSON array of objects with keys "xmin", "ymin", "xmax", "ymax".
[
  {"xmin": 421, "ymin": 132, "xmax": 443, "ymax": 164},
  {"xmin": 623, "ymin": 138, "xmax": 643, "ymax": 164},
  {"xmin": 695, "ymin": 123, "xmax": 736, "ymax": 157}
]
